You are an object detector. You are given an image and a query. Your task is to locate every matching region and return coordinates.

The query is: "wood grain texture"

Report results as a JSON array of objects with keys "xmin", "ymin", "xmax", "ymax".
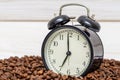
[{"xmin": 0, "ymin": 0, "xmax": 119, "ymax": 21}]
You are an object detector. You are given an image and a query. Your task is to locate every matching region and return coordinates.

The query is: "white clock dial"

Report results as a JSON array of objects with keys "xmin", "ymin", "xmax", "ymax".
[{"xmin": 44, "ymin": 28, "xmax": 91, "ymax": 76}]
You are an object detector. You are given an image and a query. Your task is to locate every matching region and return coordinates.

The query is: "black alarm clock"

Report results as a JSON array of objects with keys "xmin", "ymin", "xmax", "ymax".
[{"xmin": 41, "ymin": 3, "xmax": 104, "ymax": 77}]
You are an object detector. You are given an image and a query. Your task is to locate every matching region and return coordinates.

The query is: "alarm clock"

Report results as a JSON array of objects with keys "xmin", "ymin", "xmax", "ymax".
[{"xmin": 41, "ymin": 3, "xmax": 104, "ymax": 77}]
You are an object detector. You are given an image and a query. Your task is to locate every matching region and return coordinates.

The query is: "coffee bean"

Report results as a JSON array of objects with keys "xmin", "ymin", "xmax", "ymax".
[
  {"xmin": 0, "ymin": 56, "xmax": 120, "ymax": 80},
  {"xmin": 9, "ymin": 63, "xmax": 15, "ymax": 67},
  {"xmin": 51, "ymin": 73, "xmax": 58, "ymax": 78},
  {"xmin": 46, "ymin": 75, "xmax": 51, "ymax": 79},
  {"xmin": 37, "ymin": 70, "xmax": 44, "ymax": 75},
  {"xmin": 62, "ymin": 75, "xmax": 68, "ymax": 80}
]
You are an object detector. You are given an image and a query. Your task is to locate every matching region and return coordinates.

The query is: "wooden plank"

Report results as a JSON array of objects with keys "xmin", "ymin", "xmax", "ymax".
[{"xmin": 0, "ymin": 0, "xmax": 119, "ymax": 21}]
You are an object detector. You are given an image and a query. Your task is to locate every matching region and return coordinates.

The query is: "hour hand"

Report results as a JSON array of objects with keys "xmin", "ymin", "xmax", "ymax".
[
  {"xmin": 59, "ymin": 51, "xmax": 71, "ymax": 70},
  {"xmin": 60, "ymin": 54, "xmax": 69, "ymax": 68}
]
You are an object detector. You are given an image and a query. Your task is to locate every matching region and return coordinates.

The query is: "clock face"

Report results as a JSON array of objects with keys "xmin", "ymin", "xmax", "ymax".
[{"xmin": 42, "ymin": 27, "xmax": 92, "ymax": 76}]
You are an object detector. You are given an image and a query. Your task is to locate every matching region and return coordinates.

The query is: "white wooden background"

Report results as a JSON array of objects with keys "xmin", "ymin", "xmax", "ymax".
[
  {"xmin": 0, "ymin": 1, "xmax": 119, "ymax": 60},
  {"xmin": 0, "ymin": 0, "xmax": 119, "ymax": 21},
  {"xmin": 0, "ymin": 22, "xmax": 120, "ymax": 60}
]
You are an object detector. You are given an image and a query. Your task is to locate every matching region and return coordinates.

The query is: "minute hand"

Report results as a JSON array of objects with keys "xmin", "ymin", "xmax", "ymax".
[{"xmin": 67, "ymin": 32, "xmax": 69, "ymax": 51}]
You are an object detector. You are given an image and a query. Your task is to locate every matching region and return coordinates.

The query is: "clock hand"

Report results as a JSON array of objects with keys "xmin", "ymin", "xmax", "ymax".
[
  {"xmin": 60, "ymin": 53, "xmax": 69, "ymax": 70},
  {"xmin": 60, "ymin": 51, "xmax": 71, "ymax": 70},
  {"xmin": 60, "ymin": 32, "xmax": 71, "ymax": 70},
  {"xmin": 67, "ymin": 32, "xmax": 71, "ymax": 66},
  {"xmin": 67, "ymin": 32, "xmax": 69, "ymax": 51}
]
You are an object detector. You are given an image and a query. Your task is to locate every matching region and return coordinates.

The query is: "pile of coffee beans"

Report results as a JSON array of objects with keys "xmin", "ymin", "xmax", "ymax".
[{"xmin": 0, "ymin": 56, "xmax": 120, "ymax": 80}]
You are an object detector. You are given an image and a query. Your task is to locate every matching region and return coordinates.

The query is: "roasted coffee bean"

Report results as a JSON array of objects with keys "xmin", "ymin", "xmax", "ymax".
[
  {"xmin": 62, "ymin": 75, "xmax": 68, "ymax": 80},
  {"xmin": 37, "ymin": 70, "xmax": 44, "ymax": 75},
  {"xmin": 0, "ymin": 56, "xmax": 120, "ymax": 80},
  {"xmin": 51, "ymin": 72, "xmax": 58, "ymax": 78}
]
